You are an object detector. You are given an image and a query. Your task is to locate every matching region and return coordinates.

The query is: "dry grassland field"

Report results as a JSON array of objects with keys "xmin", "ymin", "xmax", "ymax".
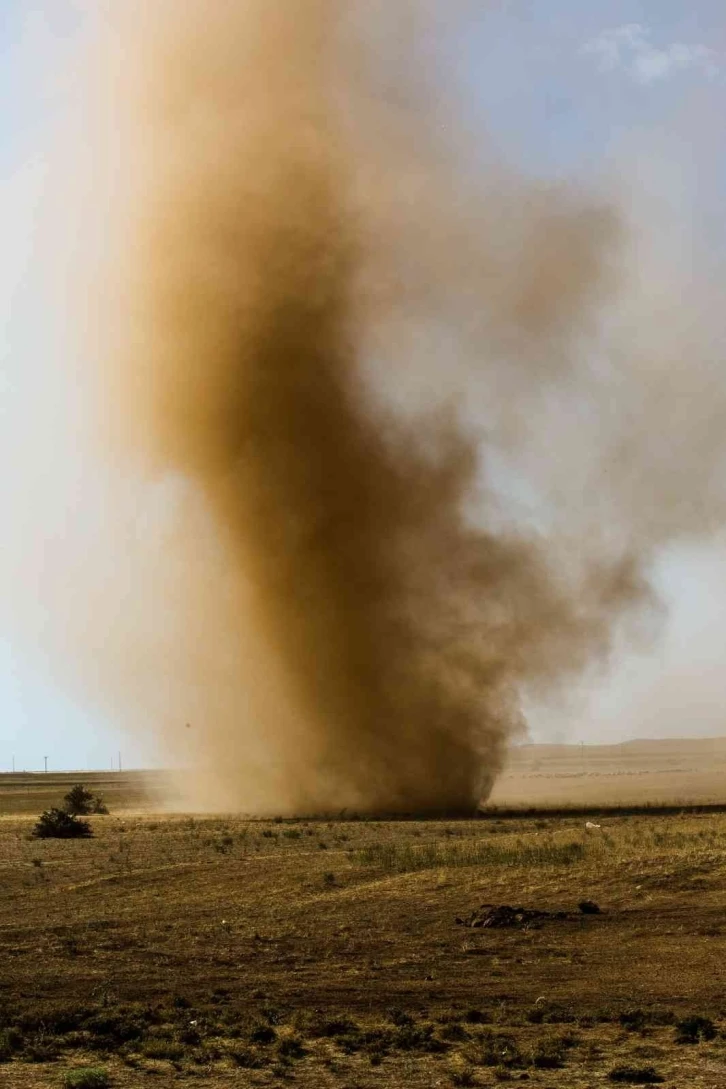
[{"xmin": 2, "ymin": 740, "xmax": 726, "ymax": 1088}]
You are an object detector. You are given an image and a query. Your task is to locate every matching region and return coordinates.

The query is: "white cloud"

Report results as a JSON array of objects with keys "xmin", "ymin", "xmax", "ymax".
[{"xmin": 582, "ymin": 24, "xmax": 720, "ymax": 85}]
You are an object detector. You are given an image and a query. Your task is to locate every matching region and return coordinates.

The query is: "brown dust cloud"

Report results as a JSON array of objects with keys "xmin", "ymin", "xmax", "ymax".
[{"xmin": 57, "ymin": 1, "xmax": 726, "ymax": 813}]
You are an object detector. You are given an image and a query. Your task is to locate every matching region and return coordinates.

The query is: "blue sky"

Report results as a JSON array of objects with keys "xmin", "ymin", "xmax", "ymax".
[
  {"xmin": 1, "ymin": 1, "xmax": 725, "ymax": 770},
  {"xmin": 457, "ymin": 2, "xmax": 725, "ymax": 175}
]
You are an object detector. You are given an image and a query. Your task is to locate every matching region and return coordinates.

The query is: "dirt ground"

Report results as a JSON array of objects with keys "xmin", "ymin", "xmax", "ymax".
[{"xmin": 1, "ymin": 743, "xmax": 726, "ymax": 1087}]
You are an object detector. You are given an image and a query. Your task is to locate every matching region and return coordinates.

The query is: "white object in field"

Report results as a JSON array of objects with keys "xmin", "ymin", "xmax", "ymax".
[{"xmin": 585, "ymin": 821, "xmax": 601, "ymax": 830}]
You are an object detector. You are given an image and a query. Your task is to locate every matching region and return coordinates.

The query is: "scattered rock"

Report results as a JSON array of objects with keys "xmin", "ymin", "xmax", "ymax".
[
  {"xmin": 455, "ymin": 904, "xmax": 569, "ymax": 930},
  {"xmin": 456, "ymin": 900, "xmax": 605, "ymax": 928}
]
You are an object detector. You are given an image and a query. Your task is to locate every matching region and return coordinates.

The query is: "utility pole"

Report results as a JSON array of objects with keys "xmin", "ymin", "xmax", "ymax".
[
  {"xmin": 44, "ymin": 756, "xmax": 48, "ymax": 774},
  {"xmin": 118, "ymin": 751, "xmax": 122, "ymax": 773}
]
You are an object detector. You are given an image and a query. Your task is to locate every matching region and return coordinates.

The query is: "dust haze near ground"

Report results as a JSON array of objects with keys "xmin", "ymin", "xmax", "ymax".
[{"xmin": 51, "ymin": 1, "xmax": 726, "ymax": 813}]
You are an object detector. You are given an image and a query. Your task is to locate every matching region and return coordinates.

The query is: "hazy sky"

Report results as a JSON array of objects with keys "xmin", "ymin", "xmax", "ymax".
[{"xmin": 1, "ymin": 1, "xmax": 725, "ymax": 770}]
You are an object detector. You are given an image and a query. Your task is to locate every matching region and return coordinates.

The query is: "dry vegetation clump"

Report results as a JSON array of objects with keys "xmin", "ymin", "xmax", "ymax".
[
  {"xmin": 608, "ymin": 1062, "xmax": 664, "ymax": 1083},
  {"xmin": 354, "ymin": 835, "xmax": 586, "ymax": 872},
  {"xmin": 61, "ymin": 1069, "xmax": 111, "ymax": 1089},
  {"xmin": 674, "ymin": 1014, "xmax": 717, "ymax": 1044}
]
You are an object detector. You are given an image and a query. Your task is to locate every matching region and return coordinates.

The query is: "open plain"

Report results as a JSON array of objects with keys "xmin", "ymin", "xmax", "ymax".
[{"xmin": 1, "ymin": 739, "xmax": 726, "ymax": 1088}]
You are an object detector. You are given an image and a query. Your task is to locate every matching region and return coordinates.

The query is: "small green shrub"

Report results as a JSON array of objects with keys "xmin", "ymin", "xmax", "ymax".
[
  {"xmin": 387, "ymin": 1008, "xmax": 414, "ymax": 1028},
  {"xmin": 62, "ymin": 785, "xmax": 108, "ymax": 816},
  {"xmin": 306, "ymin": 1016, "xmax": 358, "ymax": 1038},
  {"xmin": 178, "ymin": 1026, "xmax": 201, "ymax": 1045},
  {"xmin": 464, "ymin": 1031, "xmax": 524, "ymax": 1069},
  {"xmin": 464, "ymin": 1008, "xmax": 490, "ymax": 1025},
  {"xmin": 530, "ymin": 1032, "xmax": 576, "ymax": 1069},
  {"xmin": 21, "ymin": 1006, "xmax": 91, "ymax": 1035},
  {"xmin": 620, "ymin": 1009, "xmax": 647, "ymax": 1032},
  {"xmin": 61, "ymin": 1069, "xmax": 111, "ymax": 1089},
  {"xmin": 34, "ymin": 809, "xmax": 92, "ymax": 840},
  {"xmin": 394, "ymin": 1023, "xmax": 447, "ymax": 1053},
  {"xmin": 608, "ymin": 1064, "xmax": 663, "ymax": 1084},
  {"xmin": 22, "ymin": 1037, "xmax": 60, "ymax": 1062},
  {"xmin": 276, "ymin": 1033, "xmax": 305, "ymax": 1059},
  {"xmin": 440, "ymin": 1021, "xmax": 468, "ymax": 1042},
  {"xmin": 63, "ymin": 785, "xmax": 96, "ymax": 815},
  {"xmin": 249, "ymin": 1023, "xmax": 276, "ymax": 1045},
  {"xmin": 84, "ymin": 1009, "xmax": 145, "ymax": 1047},
  {"xmin": 675, "ymin": 1015, "xmax": 716, "ymax": 1044},
  {"xmin": 525, "ymin": 1002, "xmax": 576, "ymax": 1025},
  {"xmin": 448, "ymin": 1059, "xmax": 476, "ymax": 1085},
  {"xmin": 141, "ymin": 1039, "xmax": 184, "ymax": 1061},
  {"xmin": 228, "ymin": 1045, "xmax": 263, "ymax": 1068},
  {"xmin": 0, "ymin": 1027, "xmax": 23, "ymax": 1062}
]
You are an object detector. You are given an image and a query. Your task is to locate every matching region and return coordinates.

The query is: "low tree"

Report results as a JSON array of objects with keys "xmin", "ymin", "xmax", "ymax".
[
  {"xmin": 63, "ymin": 784, "xmax": 95, "ymax": 815},
  {"xmin": 63, "ymin": 784, "xmax": 109, "ymax": 816},
  {"xmin": 33, "ymin": 808, "xmax": 93, "ymax": 839}
]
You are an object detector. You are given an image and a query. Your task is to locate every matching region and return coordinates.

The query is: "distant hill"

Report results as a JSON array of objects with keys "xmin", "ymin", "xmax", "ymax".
[{"xmin": 490, "ymin": 736, "xmax": 726, "ymax": 807}]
